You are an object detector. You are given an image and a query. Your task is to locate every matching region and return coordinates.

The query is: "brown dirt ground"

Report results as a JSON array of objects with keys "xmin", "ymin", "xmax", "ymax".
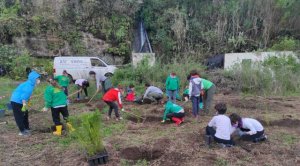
[{"xmin": 1, "ymin": 93, "xmax": 300, "ymax": 166}]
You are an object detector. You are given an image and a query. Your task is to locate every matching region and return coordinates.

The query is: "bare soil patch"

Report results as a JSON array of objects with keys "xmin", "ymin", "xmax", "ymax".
[
  {"xmin": 126, "ymin": 115, "xmax": 161, "ymax": 123},
  {"xmin": 120, "ymin": 146, "xmax": 163, "ymax": 161},
  {"xmin": 269, "ymin": 119, "xmax": 300, "ymax": 127}
]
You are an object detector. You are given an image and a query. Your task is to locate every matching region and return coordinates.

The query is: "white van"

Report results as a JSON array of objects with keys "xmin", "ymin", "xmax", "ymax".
[{"xmin": 53, "ymin": 57, "xmax": 117, "ymax": 81}]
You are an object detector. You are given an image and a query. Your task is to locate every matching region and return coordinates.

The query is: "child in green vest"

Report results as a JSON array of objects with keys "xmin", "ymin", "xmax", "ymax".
[
  {"xmin": 54, "ymin": 70, "xmax": 70, "ymax": 96},
  {"xmin": 161, "ymin": 101, "xmax": 185, "ymax": 126},
  {"xmin": 165, "ymin": 72, "xmax": 180, "ymax": 103},
  {"xmin": 42, "ymin": 78, "xmax": 74, "ymax": 136}
]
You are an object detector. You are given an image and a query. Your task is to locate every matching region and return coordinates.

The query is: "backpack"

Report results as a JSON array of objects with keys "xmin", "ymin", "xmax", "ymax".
[{"xmin": 191, "ymin": 79, "xmax": 201, "ymax": 96}]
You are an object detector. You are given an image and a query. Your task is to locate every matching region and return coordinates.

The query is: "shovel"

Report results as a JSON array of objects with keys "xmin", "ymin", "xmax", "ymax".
[
  {"xmin": 121, "ymin": 109, "xmax": 146, "ymax": 120},
  {"xmin": 85, "ymin": 91, "xmax": 99, "ymax": 107},
  {"xmin": 68, "ymin": 88, "xmax": 83, "ymax": 98}
]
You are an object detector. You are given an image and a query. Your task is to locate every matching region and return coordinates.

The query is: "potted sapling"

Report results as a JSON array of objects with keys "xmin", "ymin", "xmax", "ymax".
[{"xmin": 71, "ymin": 111, "xmax": 108, "ymax": 166}]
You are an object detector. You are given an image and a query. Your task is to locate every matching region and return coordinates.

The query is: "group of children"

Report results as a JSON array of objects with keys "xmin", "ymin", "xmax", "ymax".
[
  {"xmin": 206, "ymin": 102, "xmax": 267, "ymax": 146},
  {"xmin": 9, "ymin": 69, "xmax": 267, "ymax": 147}
]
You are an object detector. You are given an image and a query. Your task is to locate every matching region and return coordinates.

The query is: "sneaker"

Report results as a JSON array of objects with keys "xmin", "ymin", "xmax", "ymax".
[
  {"xmin": 84, "ymin": 97, "xmax": 89, "ymax": 100},
  {"xmin": 24, "ymin": 129, "xmax": 31, "ymax": 134},
  {"xmin": 18, "ymin": 131, "xmax": 30, "ymax": 136},
  {"xmin": 116, "ymin": 117, "xmax": 123, "ymax": 121},
  {"xmin": 254, "ymin": 134, "xmax": 267, "ymax": 142},
  {"xmin": 219, "ymin": 143, "xmax": 233, "ymax": 148}
]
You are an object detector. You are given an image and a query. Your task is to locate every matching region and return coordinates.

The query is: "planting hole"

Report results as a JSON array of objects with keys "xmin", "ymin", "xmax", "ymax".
[
  {"xmin": 120, "ymin": 146, "xmax": 163, "ymax": 161},
  {"xmin": 230, "ymin": 99, "xmax": 258, "ymax": 109}
]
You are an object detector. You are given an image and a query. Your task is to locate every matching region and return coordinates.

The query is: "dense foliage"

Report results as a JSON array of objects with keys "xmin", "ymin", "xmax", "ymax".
[
  {"xmin": 225, "ymin": 55, "xmax": 300, "ymax": 96},
  {"xmin": 142, "ymin": 0, "xmax": 300, "ymax": 59},
  {"xmin": 1, "ymin": 0, "xmax": 299, "ymax": 62}
]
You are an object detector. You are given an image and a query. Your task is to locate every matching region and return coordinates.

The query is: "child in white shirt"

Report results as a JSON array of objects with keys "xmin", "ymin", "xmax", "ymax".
[
  {"xmin": 230, "ymin": 113, "xmax": 267, "ymax": 142},
  {"xmin": 206, "ymin": 103, "xmax": 235, "ymax": 146}
]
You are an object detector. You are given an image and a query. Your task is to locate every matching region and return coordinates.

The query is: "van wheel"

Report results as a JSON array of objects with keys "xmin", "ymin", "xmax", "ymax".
[{"xmin": 105, "ymin": 73, "xmax": 113, "ymax": 77}]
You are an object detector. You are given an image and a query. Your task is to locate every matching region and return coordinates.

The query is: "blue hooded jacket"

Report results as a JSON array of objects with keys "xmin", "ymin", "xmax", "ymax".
[{"xmin": 10, "ymin": 71, "xmax": 40, "ymax": 104}]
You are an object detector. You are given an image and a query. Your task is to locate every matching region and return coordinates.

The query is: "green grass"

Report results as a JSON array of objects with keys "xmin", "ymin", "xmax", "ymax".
[
  {"xmin": 102, "ymin": 120, "xmax": 126, "ymax": 137},
  {"xmin": 279, "ymin": 133, "xmax": 299, "ymax": 146},
  {"xmin": 120, "ymin": 159, "xmax": 149, "ymax": 166},
  {"xmin": 214, "ymin": 158, "xmax": 228, "ymax": 166}
]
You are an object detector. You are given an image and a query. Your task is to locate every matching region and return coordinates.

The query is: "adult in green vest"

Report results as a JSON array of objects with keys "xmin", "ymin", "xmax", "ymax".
[
  {"xmin": 201, "ymin": 78, "xmax": 216, "ymax": 114},
  {"xmin": 54, "ymin": 70, "xmax": 70, "ymax": 96},
  {"xmin": 43, "ymin": 78, "xmax": 74, "ymax": 136},
  {"xmin": 165, "ymin": 72, "xmax": 180, "ymax": 103}
]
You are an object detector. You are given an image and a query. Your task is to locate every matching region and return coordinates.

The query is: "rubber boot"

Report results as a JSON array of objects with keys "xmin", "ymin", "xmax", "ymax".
[
  {"xmin": 53, "ymin": 125, "xmax": 62, "ymax": 136},
  {"xmin": 66, "ymin": 123, "xmax": 75, "ymax": 132},
  {"xmin": 179, "ymin": 117, "xmax": 184, "ymax": 122},
  {"xmin": 171, "ymin": 117, "xmax": 183, "ymax": 126}
]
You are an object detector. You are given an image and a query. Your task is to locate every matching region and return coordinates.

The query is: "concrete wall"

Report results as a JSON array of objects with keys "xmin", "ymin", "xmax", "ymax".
[
  {"xmin": 224, "ymin": 51, "xmax": 296, "ymax": 69},
  {"xmin": 132, "ymin": 53, "xmax": 155, "ymax": 67}
]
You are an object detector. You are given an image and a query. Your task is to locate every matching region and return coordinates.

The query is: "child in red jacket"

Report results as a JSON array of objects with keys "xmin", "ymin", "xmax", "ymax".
[
  {"xmin": 125, "ymin": 84, "xmax": 136, "ymax": 102},
  {"xmin": 102, "ymin": 86, "xmax": 124, "ymax": 121}
]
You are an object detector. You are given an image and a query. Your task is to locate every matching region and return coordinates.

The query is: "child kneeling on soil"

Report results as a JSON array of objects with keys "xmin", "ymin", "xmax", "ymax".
[
  {"xmin": 205, "ymin": 103, "xmax": 235, "ymax": 147},
  {"xmin": 161, "ymin": 101, "xmax": 185, "ymax": 126},
  {"xmin": 229, "ymin": 113, "xmax": 267, "ymax": 142},
  {"xmin": 43, "ymin": 78, "xmax": 74, "ymax": 136},
  {"xmin": 125, "ymin": 84, "xmax": 136, "ymax": 102},
  {"xmin": 102, "ymin": 85, "xmax": 124, "ymax": 121}
]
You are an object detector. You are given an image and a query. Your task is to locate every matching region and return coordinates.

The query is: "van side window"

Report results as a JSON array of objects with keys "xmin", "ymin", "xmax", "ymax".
[{"xmin": 91, "ymin": 58, "xmax": 106, "ymax": 67}]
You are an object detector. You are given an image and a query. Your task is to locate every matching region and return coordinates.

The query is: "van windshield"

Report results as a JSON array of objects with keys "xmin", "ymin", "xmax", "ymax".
[{"xmin": 91, "ymin": 58, "xmax": 106, "ymax": 67}]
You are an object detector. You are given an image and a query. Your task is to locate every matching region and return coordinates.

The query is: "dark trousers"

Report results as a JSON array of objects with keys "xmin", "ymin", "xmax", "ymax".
[
  {"xmin": 166, "ymin": 112, "xmax": 185, "ymax": 120},
  {"xmin": 240, "ymin": 128, "xmax": 264, "ymax": 141},
  {"xmin": 11, "ymin": 101, "xmax": 29, "ymax": 132},
  {"xmin": 77, "ymin": 86, "xmax": 88, "ymax": 99},
  {"xmin": 51, "ymin": 106, "xmax": 69, "ymax": 125},
  {"xmin": 104, "ymin": 101, "xmax": 120, "ymax": 118},
  {"xmin": 206, "ymin": 126, "xmax": 235, "ymax": 145},
  {"xmin": 191, "ymin": 96, "xmax": 200, "ymax": 117},
  {"xmin": 203, "ymin": 84, "xmax": 216, "ymax": 113},
  {"xmin": 62, "ymin": 86, "xmax": 68, "ymax": 96}
]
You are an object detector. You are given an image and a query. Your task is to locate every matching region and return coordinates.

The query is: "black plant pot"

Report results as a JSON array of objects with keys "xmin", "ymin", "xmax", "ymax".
[{"xmin": 88, "ymin": 149, "xmax": 109, "ymax": 166}]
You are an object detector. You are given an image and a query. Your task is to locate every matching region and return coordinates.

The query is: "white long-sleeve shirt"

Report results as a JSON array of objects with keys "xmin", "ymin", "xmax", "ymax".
[
  {"xmin": 241, "ymin": 118, "xmax": 264, "ymax": 133},
  {"xmin": 96, "ymin": 74, "xmax": 107, "ymax": 90},
  {"xmin": 208, "ymin": 115, "xmax": 235, "ymax": 140},
  {"xmin": 75, "ymin": 79, "xmax": 87, "ymax": 86}
]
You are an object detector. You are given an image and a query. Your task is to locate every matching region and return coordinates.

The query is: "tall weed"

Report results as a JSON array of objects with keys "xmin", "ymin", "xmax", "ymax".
[{"xmin": 226, "ymin": 55, "xmax": 300, "ymax": 96}]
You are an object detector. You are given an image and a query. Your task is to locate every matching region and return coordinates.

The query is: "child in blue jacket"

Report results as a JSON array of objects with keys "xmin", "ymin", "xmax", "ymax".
[{"xmin": 10, "ymin": 71, "xmax": 40, "ymax": 136}]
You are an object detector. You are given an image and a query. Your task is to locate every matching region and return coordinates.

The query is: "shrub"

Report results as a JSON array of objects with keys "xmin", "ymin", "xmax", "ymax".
[
  {"xmin": 225, "ymin": 55, "xmax": 300, "ymax": 96},
  {"xmin": 70, "ymin": 111, "xmax": 105, "ymax": 156},
  {"xmin": 10, "ymin": 52, "xmax": 32, "ymax": 80},
  {"xmin": 270, "ymin": 37, "xmax": 299, "ymax": 51}
]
